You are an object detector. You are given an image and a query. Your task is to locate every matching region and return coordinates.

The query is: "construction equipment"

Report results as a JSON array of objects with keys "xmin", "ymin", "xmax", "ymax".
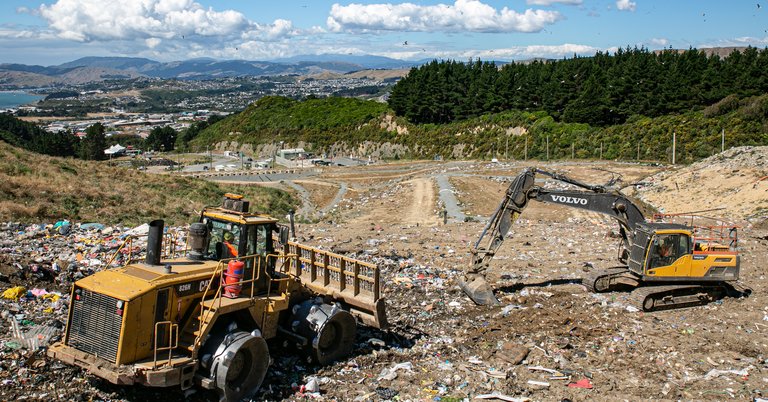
[
  {"xmin": 48, "ymin": 194, "xmax": 386, "ymax": 402},
  {"xmin": 459, "ymin": 167, "xmax": 749, "ymax": 310}
]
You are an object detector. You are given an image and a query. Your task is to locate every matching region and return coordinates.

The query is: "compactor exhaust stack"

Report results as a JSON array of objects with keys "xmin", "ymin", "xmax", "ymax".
[
  {"xmin": 146, "ymin": 219, "xmax": 164, "ymax": 265},
  {"xmin": 187, "ymin": 222, "xmax": 208, "ymax": 260}
]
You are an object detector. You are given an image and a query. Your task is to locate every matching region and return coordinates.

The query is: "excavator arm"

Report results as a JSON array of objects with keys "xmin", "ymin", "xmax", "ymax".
[{"xmin": 460, "ymin": 167, "xmax": 646, "ymax": 305}]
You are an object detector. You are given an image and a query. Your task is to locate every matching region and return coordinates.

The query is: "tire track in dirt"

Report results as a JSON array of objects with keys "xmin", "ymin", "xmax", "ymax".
[{"xmin": 404, "ymin": 178, "xmax": 439, "ymax": 226}]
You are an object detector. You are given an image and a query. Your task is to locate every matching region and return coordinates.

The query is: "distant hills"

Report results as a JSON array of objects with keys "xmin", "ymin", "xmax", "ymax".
[{"xmin": 0, "ymin": 54, "xmax": 424, "ymax": 88}]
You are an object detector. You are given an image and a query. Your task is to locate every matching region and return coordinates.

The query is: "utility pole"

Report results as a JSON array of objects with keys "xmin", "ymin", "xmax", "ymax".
[
  {"xmin": 524, "ymin": 136, "xmax": 528, "ymax": 160},
  {"xmin": 672, "ymin": 131, "xmax": 676, "ymax": 165},
  {"xmin": 721, "ymin": 128, "xmax": 725, "ymax": 153}
]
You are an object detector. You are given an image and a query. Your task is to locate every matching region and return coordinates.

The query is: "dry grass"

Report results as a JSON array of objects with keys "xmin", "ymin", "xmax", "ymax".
[{"xmin": 0, "ymin": 141, "xmax": 297, "ymax": 225}]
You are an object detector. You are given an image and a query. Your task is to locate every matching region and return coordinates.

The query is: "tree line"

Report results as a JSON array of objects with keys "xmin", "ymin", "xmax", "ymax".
[
  {"xmin": 0, "ymin": 113, "xmax": 187, "ymax": 160},
  {"xmin": 388, "ymin": 47, "xmax": 768, "ymax": 126}
]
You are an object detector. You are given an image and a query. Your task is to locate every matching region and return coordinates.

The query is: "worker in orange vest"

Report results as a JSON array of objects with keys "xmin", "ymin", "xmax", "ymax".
[{"xmin": 223, "ymin": 231, "xmax": 238, "ymax": 257}]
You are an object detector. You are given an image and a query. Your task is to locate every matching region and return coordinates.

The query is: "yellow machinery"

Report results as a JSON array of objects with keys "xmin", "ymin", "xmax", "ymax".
[
  {"xmin": 461, "ymin": 168, "xmax": 749, "ymax": 310},
  {"xmin": 48, "ymin": 194, "xmax": 386, "ymax": 401}
]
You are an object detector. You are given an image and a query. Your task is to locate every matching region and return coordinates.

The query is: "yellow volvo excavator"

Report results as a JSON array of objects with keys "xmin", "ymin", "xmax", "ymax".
[
  {"xmin": 48, "ymin": 194, "xmax": 386, "ymax": 401},
  {"xmin": 459, "ymin": 167, "xmax": 749, "ymax": 310}
]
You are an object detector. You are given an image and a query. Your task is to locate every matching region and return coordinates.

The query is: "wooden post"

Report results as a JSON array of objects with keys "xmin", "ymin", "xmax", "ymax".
[
  {"xmin": 310, "ymin": 248, "xmax": 316, "ymax": 282},
  {"xmin": 721, "ymin": 128, "xmax": 725, "ymax": 153},
  {"xmin": 546, "ymin": 136, "xmax": 549, "ymax": 160},
  {"xmin": 339, "ymin": 258, "xmax": 346, "ymax": 291},
  {"xmin": 353, "ymin": 262, "xmax": 360, "ymax": 296},
  {"xmin": 600, "ymin": 142, "xmax": 603, "ymax": 159},
  {"xmin": 524, "ymin": 136, "xmax": 528, "ymax": 160},
  {"xmin": 571, "ymin": 143, "xmax": 575, "ymax": 159},
  {"xmin": 672, "ymin": 131, "xmax": 676, "ymax": 165},
  {"xmin": 323, "ymin": 253, "xmax": 330, "ymax": 286},
  {"xmin": 637, "ymin": 141, "xmax": 640, "ymax": 160}
]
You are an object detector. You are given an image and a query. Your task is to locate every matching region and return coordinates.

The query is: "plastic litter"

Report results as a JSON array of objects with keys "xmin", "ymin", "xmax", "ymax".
[
  {"xmin": 567, "ymin": 378, "xmax": 593, "ymax": 389},
  {"xmin": 474, "ymin": 392, "xmax": 530, "ymax": 401},
  {"xmin": 703, "ymin": 366, "xmax": 752, "ymax": 380},
  {"xmin": 377, "ymin": 361, "xmax": 413, "ymax": 381},
  {"xmin": 3, "ymin": 286, "xmax": 26, "ymax": 300}
]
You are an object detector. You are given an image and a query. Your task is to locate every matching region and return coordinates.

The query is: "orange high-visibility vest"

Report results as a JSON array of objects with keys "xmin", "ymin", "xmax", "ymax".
[{"xmin": 224, "ymin": 241, "xmax": 238, "ymax": 257}]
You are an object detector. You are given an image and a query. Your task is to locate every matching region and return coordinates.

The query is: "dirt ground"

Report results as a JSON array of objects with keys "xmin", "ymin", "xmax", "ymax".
[{"xmin": 2, "ymin": 147, "xmax": 768, "ymax": 401}]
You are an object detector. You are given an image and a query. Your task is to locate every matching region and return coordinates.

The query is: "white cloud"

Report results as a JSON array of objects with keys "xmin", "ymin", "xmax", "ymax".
[
  {"xmin": 380, "ymin": 43, "xmax": 600, "ymax": 61},
  {"xmin": 649, "ymin": 38, "xmax": 669, "ymax": 47},
  {"xmin": 327, "ymin": 0, "xmax": 562, "ymax": 33},
  {"xmin": 616, "ymin": 0, "xmax": 637, "ymax": 12},
  {"xmin": 526, "ymin": 0, "xmax": 582, "ymax": 5},
  {"xmin": 700, "ymin": 36, "xmax": 768, "ymax": 48},
  {"xmin": 146, "ymin": 38, "xmax": 162, "ymax": 49},
  {"xmin": 38, "ymin": 0, "xmax": 254, "ymax": 42}
]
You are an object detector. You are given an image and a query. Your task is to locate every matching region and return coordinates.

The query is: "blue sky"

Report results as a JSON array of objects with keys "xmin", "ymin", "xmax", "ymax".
[{"xmin": 0, "ymin": 0, "xmax": 766, "ymax": 65}]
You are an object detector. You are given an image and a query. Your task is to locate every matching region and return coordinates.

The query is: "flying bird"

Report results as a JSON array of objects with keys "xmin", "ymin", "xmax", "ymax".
[{"xmin": 403, "ymin": 41, "xmax": 408, "ymax": 46}]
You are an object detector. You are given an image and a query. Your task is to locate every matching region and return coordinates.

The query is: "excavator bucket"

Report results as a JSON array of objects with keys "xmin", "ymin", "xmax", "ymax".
[{"xmin": 458, "ymin": 275, "xmax": 501, "ymax": 306}]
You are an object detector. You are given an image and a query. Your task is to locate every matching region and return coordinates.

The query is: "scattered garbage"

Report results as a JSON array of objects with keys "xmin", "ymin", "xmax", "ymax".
[
  {"xmin": 567, "ymin": 378, "xmax": 594, "ymax": 389},
  {"xmin": 377, "ymin": 361, "xmax": 413, "ymax": 381},
  {"xmin": 1, "ymin": 154, "xmax": 768, "ymax": 400}
]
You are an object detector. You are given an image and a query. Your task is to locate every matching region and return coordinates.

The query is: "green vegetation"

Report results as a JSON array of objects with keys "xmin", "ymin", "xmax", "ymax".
[
  {"xmin": 0, "ymin": 140, "xmax": 298, "ymax": 225},
  {"xmin": 78, "ymin": 123, "xmax": 107, "ymax": 160},
  {"xmin": 193, "ymin": 93, "xmax": 767, "ymax": 164},
  {"xmin": 189, "ymin": 96, "xmax": 389, "ymax": 149},
  {"xmin": 1, "ymin": 113, "xmax": 180, "ymax": 159},
  {"xmin": 0, "ymin": 113, "xmax": 79, "ymax": 157},
  {"xmin": 389, "ymin": 47, "xmax": 768, "ymax": 126},
  {"xmin": 145, "ymin": 126, "xmax": 178, "ymax": 152}
]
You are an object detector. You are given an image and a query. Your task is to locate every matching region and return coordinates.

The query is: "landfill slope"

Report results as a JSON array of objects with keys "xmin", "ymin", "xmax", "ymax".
[
  {"xmin": 626, "ymin": 146, "xmax": 768, "ymax": 225},
  {"xmin": 2, "ymin": 155, "xmax": 767, "ymax": 401}
]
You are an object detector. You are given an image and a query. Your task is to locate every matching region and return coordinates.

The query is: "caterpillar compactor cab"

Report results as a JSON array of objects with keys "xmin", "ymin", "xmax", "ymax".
[
  {"xmin": 459, "ymin": 168, "xmax": 749, "ymax": 310},
  {"xmin": 48, "ymin": 194, "xmax": 386, "ymax": 401}
]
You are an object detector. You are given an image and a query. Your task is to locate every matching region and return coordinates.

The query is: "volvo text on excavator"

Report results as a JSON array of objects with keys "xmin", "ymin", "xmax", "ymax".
[
  {"xmin": 459, "ymin": 167, "xmax": 749, "ymax": 310},
  {"xmin": 48, "ymin": 193, "xmax": 386, "ymax": 401}
]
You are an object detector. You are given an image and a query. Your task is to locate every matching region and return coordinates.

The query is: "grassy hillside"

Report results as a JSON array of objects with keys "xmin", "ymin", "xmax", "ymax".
[
  {"xmin": 190, "ymin": 96, "xmax": 390, "ymax": 149},
  {"xmin": 191, "ymin": 94, "xmax": 768, "ymax": 164},
  {"xmin": 0, "ymin": 141, "xmax": 297, "ymax": 225}
]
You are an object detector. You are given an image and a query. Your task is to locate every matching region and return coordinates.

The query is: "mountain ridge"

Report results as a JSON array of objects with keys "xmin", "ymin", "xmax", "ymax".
[{"xmin": 0, "ymin": 54, "xmax": 423, "ymax": 87}]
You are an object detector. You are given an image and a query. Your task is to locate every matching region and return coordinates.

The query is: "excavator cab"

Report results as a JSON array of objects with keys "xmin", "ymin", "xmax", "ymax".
[{"xmin": 644, "ymin": 230, "xmax": 693, "ymax": 276}]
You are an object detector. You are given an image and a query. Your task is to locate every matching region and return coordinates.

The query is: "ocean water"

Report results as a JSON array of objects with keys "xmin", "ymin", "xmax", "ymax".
[{"xmin": 0, "ymin": 91, "xmax": 45, "ymax": 109}]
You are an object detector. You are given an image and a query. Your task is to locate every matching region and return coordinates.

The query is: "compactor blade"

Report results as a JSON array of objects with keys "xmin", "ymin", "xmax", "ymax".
[{"xmin": 458, "ymin": 276, "xmax": 501, "ymax": 306}]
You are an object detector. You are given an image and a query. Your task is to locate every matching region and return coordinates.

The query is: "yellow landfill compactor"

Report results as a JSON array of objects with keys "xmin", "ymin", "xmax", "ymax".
[{"xmin": 48, "ymin": 194, "xmax": 387, "ymax": 401}]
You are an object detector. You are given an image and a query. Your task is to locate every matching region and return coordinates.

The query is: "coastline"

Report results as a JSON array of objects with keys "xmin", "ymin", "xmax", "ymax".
[{"xmin": 0, "ymin": 91, "xmax": 45, "ymax": 109}]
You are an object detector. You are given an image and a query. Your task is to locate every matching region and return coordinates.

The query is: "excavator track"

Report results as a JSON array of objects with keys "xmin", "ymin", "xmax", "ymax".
[
  {"xmin": 629, "ymin": 284, "xmax": 731, "ymax": 312},
  {"xmin": 583, "ymin": 267, "xmax": 638, "ymax": 293}
]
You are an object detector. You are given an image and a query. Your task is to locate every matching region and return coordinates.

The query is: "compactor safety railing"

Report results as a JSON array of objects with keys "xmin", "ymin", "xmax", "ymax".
[{"xmin": 191, "ymin": 253, "xmax": 294, "ymax": 358}]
